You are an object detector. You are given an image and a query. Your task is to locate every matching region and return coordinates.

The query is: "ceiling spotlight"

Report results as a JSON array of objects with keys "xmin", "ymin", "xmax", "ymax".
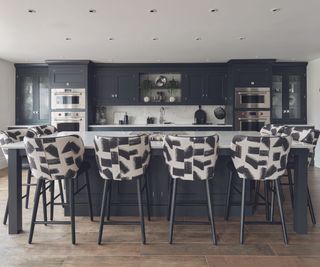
[
  {"xmin": 152, "ymin": 37, "xmax": 159, "ymax": 41},
  {"xmin": 271, "ymin": 8, "xmax": 281, "ymax": 13},
  {"xmin": 89, "ymin": 9, "xmax": 97, "ymax": 13},
  {"xmin": 149, "ymin": 9, "xmax": 158, "ymax": 13},
  {"xmin": 239, "ymin": 36, "xmax": 246, "ymax": 40},
  {"xmin": 65, "ymin": 37, "xmax": 72, "ymax": 41},
  {"xmin": 195, "ymin": 37, "xmax": 202, "ymax": 41},
  {"xmin": 108, "ymin": 37, "xmax": 114, "ymax": 41},
  {"xmin": 28, "ymin": 9, "xmax": 36, "ymax": 13},
  {"xmin": 210, "ymin": 9, "xmax": 219, "ymax": 13}
]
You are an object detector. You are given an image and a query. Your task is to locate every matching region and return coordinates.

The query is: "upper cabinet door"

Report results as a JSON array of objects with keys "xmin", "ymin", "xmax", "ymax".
[
  {"xmin": 116, "ymin": 73, "xmax": 138, "ymax": 103},
  {"xmin": 185, "ymin": 72, "xmax": 205, "ymax": 103},
  {"xmin": 206, "ymin": 72, "xmax": 227, "ymax": 105},
  {"xmin": 49, "ymin": 66, "xmax": 86, "ymax": 88},
  {"xmin": 271, "ymin": 75, "xmax": 284, "ymax": 122},
  {"xmin": 233, "ymin": 64, "xmax": 272, "ymax": 87},
  {"xmin": 94, "ymin": 71, "xmax": 117, "ymax": 104}
]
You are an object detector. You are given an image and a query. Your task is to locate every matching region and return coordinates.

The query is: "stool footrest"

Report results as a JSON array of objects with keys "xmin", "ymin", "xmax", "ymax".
[
  {"xmin": 244, "ymin": 221, "xmax": 282, "ymax": 225},
  {"xmin": 34, "ymin": 220, "xmax": 71, "ymax": 225},
  {"xmin": 103, "ymin": 221, "xmax": 140, "ymax": 225},
  {"xmin": 175, "ymin": 220, "xmax": 210, "ymax": 225}
]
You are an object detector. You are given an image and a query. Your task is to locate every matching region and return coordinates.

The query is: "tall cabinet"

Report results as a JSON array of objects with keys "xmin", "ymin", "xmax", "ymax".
[
  {"xmin": 271, "ymin": 63, "xmax": 307, "ymax": 124},
  {"xmin": 15, "ymin": 66, "xmax": 50, "ymax": 125}
]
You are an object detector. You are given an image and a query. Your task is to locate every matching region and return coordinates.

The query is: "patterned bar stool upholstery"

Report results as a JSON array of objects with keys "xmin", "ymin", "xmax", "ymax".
[
  {"xmin": 230, "ymin": 135, "xmax": 292, "ymax": 244},
  {"xmin": 0, "ymin": 129, "xmax": 36, "ymax": 224},
  {"xmin": 285, "ymin": 127, "xmax": 320, "ymax": 224},
  {"xmin": 163, "ymin": 134, "xmax": 219, "ymax": 245},
  {"xmin": 24, "ymin": 135, "xmax": 93, "ymax": 244},
  {"xmin": 260, "ymin": 124, "xmax": 287, "ymax": 136},
  {"xmin": 27, "ymin": 124, "xmax": 64, "ymax": 221},
  {"xmin": 94, "ymin": 134, "xmax": 151, "ymax": 244}
]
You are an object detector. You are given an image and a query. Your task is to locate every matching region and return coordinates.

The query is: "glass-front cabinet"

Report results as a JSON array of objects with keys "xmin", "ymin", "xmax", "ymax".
[
  {"xmin": 271, "ymin": 65, "xmax": 306, "ymax": 124},
  {"xmin": 16, "ymin": 67, "xmax": 50, "ymax": 125}
]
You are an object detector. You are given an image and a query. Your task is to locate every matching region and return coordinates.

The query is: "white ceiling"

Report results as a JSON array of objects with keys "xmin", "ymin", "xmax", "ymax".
[{"xmin": 0, "ymin": 0, "xmax": 320, "ymax": 63}]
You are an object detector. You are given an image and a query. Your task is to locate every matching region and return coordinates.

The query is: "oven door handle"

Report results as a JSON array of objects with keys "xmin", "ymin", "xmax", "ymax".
[
  {"xmin": 238, "ymin": 118, "xmax": 268, "ymax": 121},
  {"xmin": 53, "ymin": 92, "xmax": 83, "ymax": 96},
  {"xmin": 53, "ymin": 118, "xmax": 83, "ymax": 122},
  {"xmin": 237, "ymin": 92, "xmax": 267, "ymax": 95}
]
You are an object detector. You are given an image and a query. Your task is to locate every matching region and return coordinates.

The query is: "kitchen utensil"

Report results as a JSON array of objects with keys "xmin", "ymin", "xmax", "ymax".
[
  {"xmin": 169, "ymin": 96, "xmax": 175, "ymax": 102},
  {"xmin": 194, "ymin": 105, "xmax": 207, "ymax": 124},
  {"xmin": 144, "ymin": 96, "xmax": 150, "ymax": 102},
  {"xmin": 214, "ymin": 106, "xmax": 226, "ymax": 120},
  {"xmin": 155, "ymin": 75, "xmax": 167, "ymax": 87}
]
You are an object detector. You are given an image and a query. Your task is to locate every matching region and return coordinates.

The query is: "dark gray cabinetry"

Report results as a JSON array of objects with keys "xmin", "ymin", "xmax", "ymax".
[
  {"xmin": 272, "ymin": 64, "xmax": 307, "ymax": 124},
  {"xmin": 15, "ymin": 66, "xmax": 50, "ymax": 125},
  {"xmin": 49, "ymin": 65, "xmax": 86, "ymax": 88},
  {"xmin": 93, "ymin": 69, "xmax": 138, "ymax": 105},
  {"xmin": 233, "ymin": 64, "xmax": 272, "ymax": 87}
]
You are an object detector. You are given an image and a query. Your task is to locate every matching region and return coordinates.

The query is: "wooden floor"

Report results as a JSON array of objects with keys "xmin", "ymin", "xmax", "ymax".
[{"xmin": 0, "ymin": 168, "xmax": 320, "ymax": 267}]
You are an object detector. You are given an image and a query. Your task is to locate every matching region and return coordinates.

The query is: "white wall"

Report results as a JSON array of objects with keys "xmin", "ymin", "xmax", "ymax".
[
  {"xmin": 307, "ymin": 57, "xmax": 320, "ymax": 167},
  {"xmin": 0, "ymin": 58, "xmax": 15, "ymax": 169}
]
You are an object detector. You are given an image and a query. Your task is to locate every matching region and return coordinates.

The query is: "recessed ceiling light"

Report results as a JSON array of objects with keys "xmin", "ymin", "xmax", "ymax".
[
  {"xmin": 89, "ymin": 9, "xmax": 97, "ymax": 13},
  {"xmin": 28, "ymin": 9, "xmax": 36, "ymax": 13},
  {"xmin": 149, "ymin": 9, "xmax": 158, "ymax": 13},
  {"xmin": 271, "ymin": 8, "xmax": 281, "ymax": 13},
  {"xmin": 239, "ymin": 36, "xmax": 246, "ymax": 40},
  {"xmin": 108, "ymin": 37, "xmax": 114, "ymax": 41},
  {"xmin": 210, "ymin": 9, "xmax": 219, "ymax": 13},
  {"xmin": 195, "ymin": 37, "xmax": 202, "ymax": 41},
  {"xmin": 65, "ymin": 37, "xmax": 72, "ymax": 41},
  {"xmin": 152, "ymin": 37, "xmax": 159, "ymax": 41}
]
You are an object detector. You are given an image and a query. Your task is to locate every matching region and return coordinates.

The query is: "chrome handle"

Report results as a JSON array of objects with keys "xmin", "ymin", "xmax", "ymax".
[
  {"xmin": 251, "ymin": 81, "xmax": 255, "ymax": 85},
  {"xmin": 66, "ymin": 82, "xmax": 70, "ymax": 86},
  {"xmin": 111, "ymin": 94, "xmax": 114, "ymax": 98},
  {"xmin": 115, "ymin": 94, "xmax": 117, "ymax": 98},
  {"xmin": 238, "ymin": 92, "xmax": 267, "ymax": 95},
  {"xmin": 53, "ymin": 92, "xmax": 82, "ymax": 96}
]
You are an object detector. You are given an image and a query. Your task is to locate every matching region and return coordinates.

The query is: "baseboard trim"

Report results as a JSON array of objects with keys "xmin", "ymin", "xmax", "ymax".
[{"xmin": 0, "ymin": 158, "xmax": 7, "ymax": 170}]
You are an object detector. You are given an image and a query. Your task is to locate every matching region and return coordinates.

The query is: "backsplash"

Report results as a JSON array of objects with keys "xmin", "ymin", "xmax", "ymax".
[{"xmin": 99, "ymin": 105, "xmax": 226, "ymax": 125}]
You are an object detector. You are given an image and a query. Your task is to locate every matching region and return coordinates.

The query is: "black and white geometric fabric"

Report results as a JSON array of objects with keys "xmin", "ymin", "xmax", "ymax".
[
  {"xmin": 285, "ymin": 127, "xmax": 320, "ymax": 166},
  {"xmin": 260, "ymin": 124, "xmax": 287, "ymax": 136},
  {"xmin": 231, "ymin": 135, "xmax": 292, "ymax": 180},
  {"xmin": 94, "ymin": 134, "xmax": 150, "ymax": 181},
  {"xmin": 26, "ymin": 125, "xmax": 57, "ymax": 138},
  {"xmin": 163, "ymin": 135, "xmax": 219, "ymax": 181},
  {"xmin": 0, "ymin": 129, "xmax": 29, "ymax": 160},
  {"xmin": 23, "ymin": 135, "xmax": 84, "ymax": 181}
]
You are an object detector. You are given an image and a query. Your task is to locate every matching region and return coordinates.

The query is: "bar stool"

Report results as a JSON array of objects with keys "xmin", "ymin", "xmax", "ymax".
[
  {"xmin": 27, "ymin": 125, "xmax": 65, "ymax": 221},
  {"xmin": 260, "ymin": 124, "xmax": 287, "ymax": 136},
  {"xmin": 163, "ymin": 134, "xmax": 219, "ymax": 245},
  {"xmin": 229, "ymin": 135, "xmax": 292, "ymax": 244},
  {"xmin": 94, "ymin": 134, "xmax": 151, "ymax": 245},
  {"xmin": 24, "ymin": 134, "xmax": 93, "ymax": 244},
  {"xmin": 284, "ymin": 127, "xmax": 320, "ymax": 224},
  {"xmin": 0, "ymin": 129, "xmax": 42, "ymax": 225}
]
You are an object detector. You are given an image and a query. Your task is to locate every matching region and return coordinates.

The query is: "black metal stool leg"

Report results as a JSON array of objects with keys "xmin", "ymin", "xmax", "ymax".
[
  {"xmin": 270, "ymin": 180, "xmax": 275, "ymax": 222},
  {"xmin": 106, "ymin": 180, "xmax": 112, "ymax": 221},
  {"xmin": 288, "ymin": 169, "xmax": 295, "ymax": 208},
  {"xmin": 206, "ymin": 179, "xmax": 217, "ymax": 245},
  {"xmin": 307, "ymin": 187, "xmax": 316, "ymax": 225},
  {"xmin": 264, "ymin": 180, "xmax": 270, "ymax": 221},
  {"xmin": 50, "ymin": 181, "xmax": 55, "ymax": 221},
  {"xmin": 58, "ymin": 179, "xmax": 65, "ymax": 205},
  {"xmin": 85, "ymin": 170, "xmax": 94, "ymax": 221},
  {"xmin": 69, "ymin": 178, "xmax": 76, "ymax": 245},
  {"xmin": 275, "ymin": 179, "xmax": 288, "ymax": 245},
  {"xmin": 25, "ymin": 169, "xmax": 32, "ymax": 209},
  {"xmin": 3, "ymin": 199, "xmax": 8, "ymax": 225},
  {"xmin": 42, "ymin": 181, "xmax": 48, "ymax": 226},
  {"xmin": 144, "ymin": 173, "xmax": 151, "ymax": 221},
  {"xmin": 224, "ymin": 171, "xmax": 233, "ymax": 221},
  {"xmin": 98, "ymin": 180, "xmax": 109, "ymax": 245},
  {"xmin": 28, "ymin": 179, "xmax": 43, "ymax": 244},
  {"xmin": 167, "ymin": 178, "xmax": 173, "ymax": 221},
  {"xmin": 137, "ymin": 177, "xmax": 146, "ymax": 244},
  {"xmin": 240, "ymin": 179, "xmax": 246, "ymax": 244},
  {"xmin": 169, "ymin": 178, "xmax": 178, "ymax": 244},
  {"xmin": 254, "ymin": 180, "xmax": 260, "ymax": 211}
]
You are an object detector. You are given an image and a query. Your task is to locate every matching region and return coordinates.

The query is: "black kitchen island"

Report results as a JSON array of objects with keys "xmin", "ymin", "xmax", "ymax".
[{"xmin": 4, "ymin": 131, "xmax": 311, "ymax": 235}]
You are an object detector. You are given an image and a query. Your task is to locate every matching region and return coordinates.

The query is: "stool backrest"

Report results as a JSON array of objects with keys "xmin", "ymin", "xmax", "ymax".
[
  {"xmin": 163, "ymin": 135, "xmax": 219, "ymax": 181},
  {"xmin": 231, "ymin": 135, "xmax": 292, "ymax": 180},
  {"xmin": 94, "ymin": 134, "xmax": 150, "ymax": 180},
  {"xmin": 24, "ymin": 135, "xmax": 84, "ymax": 180},
  {"xmin": 285, "ymin": 127, "xmax": 320, "ymax": 166},
  {"xmin": 0, "ymin": 129, "xmax": 28, "ymax": 161},
  {"xmin": 26, "ymin": 125, "xmax": 57, "ymax": 138},
  {"xmin": 260, "ymin": 124, "xmax": 287, "ymax": 136}
]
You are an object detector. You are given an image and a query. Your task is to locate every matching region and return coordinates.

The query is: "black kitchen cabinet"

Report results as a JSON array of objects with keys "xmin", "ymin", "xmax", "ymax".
[
  {"xmin": 93, "ymin": 69, "xmax": 138, "ymax": 105},
  {"xmin": 49, "ymin": 65, "xmax": 87, "ymax": 88},
  {"xmin": 271, "ymin": 64, "xmax": 307, "ymax": 124},
  {"xmin": 184, "ymin": 72, "xmax": 205, "ymax": 103},
  {"xmin": 16, "ymin": 67, "xmax": 50, "ymax": 125},
  {"xmin": 206, "ymin": 72, "xmax": 227, "ymax": 104},
  {"xmin": 233, "ymin": 64, "xmax": 272, "ymax": 87}
]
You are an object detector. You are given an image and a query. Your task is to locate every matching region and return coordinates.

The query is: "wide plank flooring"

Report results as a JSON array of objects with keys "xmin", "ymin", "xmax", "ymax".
[{"xmin": 0, "ymin": 167, "xmax": 320, "ymax": 267}]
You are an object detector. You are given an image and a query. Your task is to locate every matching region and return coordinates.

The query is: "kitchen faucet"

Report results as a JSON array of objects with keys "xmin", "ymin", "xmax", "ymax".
[{"xmin": 159, "ymin": 107, "xmax": 165, "ymax": 124}]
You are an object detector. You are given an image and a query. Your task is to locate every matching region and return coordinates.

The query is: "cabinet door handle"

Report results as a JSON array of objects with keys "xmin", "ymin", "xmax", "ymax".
[
  {"xmin": 115, "ymin": 94, "xmax": 118, "ymax": 98},
  {"xmin": 111, "ymin": 94, "xmax": 114, "ymax": 98},
  {"xmin": 251, "ymin": 81, "xmax": 255, "ymax": 85},
  {"xmin": 66, "ymin": 82, "xmax": 70, "ymax": 86}
]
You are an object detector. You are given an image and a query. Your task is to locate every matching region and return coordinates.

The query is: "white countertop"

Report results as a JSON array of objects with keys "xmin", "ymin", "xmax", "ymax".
[
  {"xmin": 2, "ymin": 130, "xmax": 313, "ymax": 150},
  {"xmin": 89, "ymin": 124, "xmax": 233, "ymax": 128}
]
